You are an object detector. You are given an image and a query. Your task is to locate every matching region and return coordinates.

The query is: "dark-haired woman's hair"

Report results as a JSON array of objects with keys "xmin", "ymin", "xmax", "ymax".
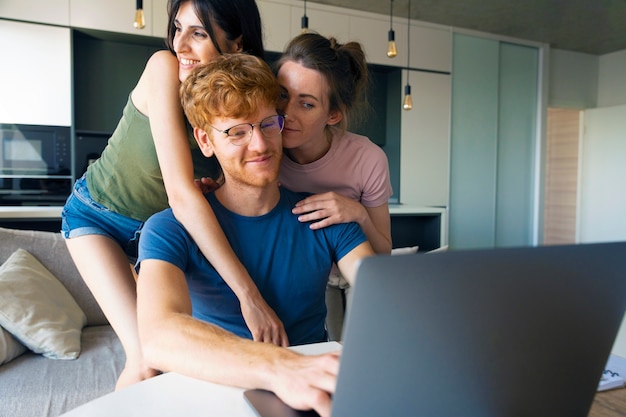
[
  {"xmin": 165, "ymin": 0, "xmax": 264, "ymax": 59},
  {"xmin": 276, "ymin": 32, "xmax": 370, "ymax": 131}
]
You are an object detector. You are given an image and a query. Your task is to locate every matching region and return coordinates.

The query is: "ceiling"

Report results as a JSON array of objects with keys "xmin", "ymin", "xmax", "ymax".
[{"xmin": 306, "ymin": 0, "xmax": 626, "ymax": 55}]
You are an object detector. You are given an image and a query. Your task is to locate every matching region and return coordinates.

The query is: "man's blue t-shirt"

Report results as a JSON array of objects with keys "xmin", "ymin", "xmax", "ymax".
[{"xmin": 137, "ymin": 187, "xmax": 366, "ymax": 345}]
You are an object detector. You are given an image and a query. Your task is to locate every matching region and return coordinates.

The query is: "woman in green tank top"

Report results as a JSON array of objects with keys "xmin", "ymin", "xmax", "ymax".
[{"xmin": 62, "ymin": 0, "xmax": 286, "ymax": 390}]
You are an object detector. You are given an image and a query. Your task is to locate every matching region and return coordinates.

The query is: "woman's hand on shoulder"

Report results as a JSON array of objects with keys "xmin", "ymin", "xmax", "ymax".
[
  {"xmin": 194, "ymin": 177, "xmax": 221, "ymax": 194},
  {"xmin": 292, "ymin": 192, "xmax": 365, "ymax": 230}
]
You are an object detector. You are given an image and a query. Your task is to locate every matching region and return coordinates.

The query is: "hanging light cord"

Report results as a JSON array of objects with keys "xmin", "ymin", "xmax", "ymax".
[
  {"xmin": 389, "ymin": 0, "xmax": 393, "ymax": 29},
  {"xmin": 301, "ymin": 0, "xmax": 309, "ymax": 32},
  {"xmin": 406, "ymin": 0, "xmax": 411, "ymax": 81}
]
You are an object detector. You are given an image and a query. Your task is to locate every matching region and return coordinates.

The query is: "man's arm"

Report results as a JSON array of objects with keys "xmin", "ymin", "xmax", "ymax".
[
  {"xmin": 336, "ymin": 241, "xmax": 375, "ymax": 286},
  {"xmin": 136, "ymin": 259, "xmax": 339, "ymax": 417}
]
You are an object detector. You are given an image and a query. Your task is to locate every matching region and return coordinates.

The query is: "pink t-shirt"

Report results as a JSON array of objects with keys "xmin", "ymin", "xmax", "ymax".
[{"xmin": 279, "ymin": 130, "xmax": 393, "ymax": 206}]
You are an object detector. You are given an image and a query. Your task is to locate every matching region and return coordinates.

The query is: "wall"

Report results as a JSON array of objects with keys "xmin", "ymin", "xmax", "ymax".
[
  {"xmin": 548, "ymin": 47, "xmax": 626, "ymax": 109},
  {"xmin": 567, "ymin": 48, "xmax": 626, "ymax": 357},
  {"xmin": 597, "ymin": 49, "xmax": 626, "ymax": 107},
  {"xmin": 548, "ymin": 49, "xmax": 598, "ymax": 109}
]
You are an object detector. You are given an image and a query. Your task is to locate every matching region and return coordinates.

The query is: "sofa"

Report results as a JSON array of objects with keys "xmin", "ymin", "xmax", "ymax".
[
  {"xmin": 0, "ymin": 225, "xmax": 419, "ymax": 417},
  {"xmin": 0, "ymin": 227, "xmax": 124, "ymax": 417}
]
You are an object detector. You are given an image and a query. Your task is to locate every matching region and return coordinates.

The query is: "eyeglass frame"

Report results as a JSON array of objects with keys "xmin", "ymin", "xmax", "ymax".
[{"xmin": 206, "ymin": 114, "xmax": 286, "ymax": 146}]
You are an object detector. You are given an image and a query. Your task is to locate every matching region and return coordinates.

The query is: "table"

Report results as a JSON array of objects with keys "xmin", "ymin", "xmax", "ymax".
[
  {"xmin": 60, "ymin": 342, "xmax": 341, "ymax": 417},
  {"xmin": 61, "ymin": 340, "xmax": 626, "ymax": 417}
]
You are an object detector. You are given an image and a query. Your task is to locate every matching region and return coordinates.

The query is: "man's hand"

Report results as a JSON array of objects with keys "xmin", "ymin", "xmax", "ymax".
[
  {"xmin": 194, "ymin": 177, "xmax": 221, "ymax": 194},
  {"xmin": 272, "ymin": 351, "xmax": 340, "ymax": 417},
  {"xmin": 292, "ymin": 192, "xmax": 366, "ymax": 230},
  {"xmin": 240, "ymin": 294, "xmax": 289, "ymax": 347}
]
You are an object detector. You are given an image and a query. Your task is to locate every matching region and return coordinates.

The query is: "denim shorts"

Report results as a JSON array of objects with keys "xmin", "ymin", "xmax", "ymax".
[{"xmin": 61, "ymin": 174, "xmax": 144, "ymax": 260}]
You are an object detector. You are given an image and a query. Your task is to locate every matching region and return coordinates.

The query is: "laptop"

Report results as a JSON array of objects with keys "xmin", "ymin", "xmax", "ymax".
[{"xmin": 245, "ymin": 242, "xmax": 626, "ymax": 417}]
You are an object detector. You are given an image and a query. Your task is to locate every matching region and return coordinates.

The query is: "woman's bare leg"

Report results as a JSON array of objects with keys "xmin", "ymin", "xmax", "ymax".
[{"xmin": 65, "ymin": 234, "xmax": 159, "ymax": 390}]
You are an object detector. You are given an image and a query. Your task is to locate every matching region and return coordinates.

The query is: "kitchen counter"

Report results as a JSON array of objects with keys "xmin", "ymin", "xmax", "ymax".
[
  {"xmin": 389, "ymin": 205, "xmax": 446, "ymax": 215},
  {"xmin": 0, "ymin": 206, "xmax": 63, "ymax": 219},
  {"xmin": 388, "ymin": 205, "xmax": 448, "ymax": 249},
  {"xmin": 0, "ymin": 205, "xmax": 448, "ymax": 248},
  {"xmin": 0, "ymin": 205, "xmax": 446, "ymax": 219},
  {"xmin": 0, "ymin": 206, "xmax": 64, "ymax": 232}
]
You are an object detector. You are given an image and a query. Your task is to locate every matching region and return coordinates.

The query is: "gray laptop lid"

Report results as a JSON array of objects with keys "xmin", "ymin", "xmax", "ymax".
[
  {"xmin": 332, "ymin": 242, "xmax": 626, "ymax": 417},
  {"xmin": 246, "ymin": 242, "xmax": 626, "ymax": 417}
]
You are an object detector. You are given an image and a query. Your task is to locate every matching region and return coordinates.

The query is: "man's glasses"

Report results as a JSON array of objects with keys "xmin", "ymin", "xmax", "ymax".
[{"xmin": 207, "ymin": 115, "xmax": 285, "ymax": 146}]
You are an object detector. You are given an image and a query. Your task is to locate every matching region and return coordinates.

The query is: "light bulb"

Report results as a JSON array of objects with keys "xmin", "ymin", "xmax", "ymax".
[
  {"xmin": 403, "ymin": 85, "xmax": 413, "ymax": 111},
  {"xmin": 387, "ymin": 30, "xmax": 397, "ymax": 58},
  {"xmin": 134, "ymin": 9, "xmax": 145, "ymax": 29}
]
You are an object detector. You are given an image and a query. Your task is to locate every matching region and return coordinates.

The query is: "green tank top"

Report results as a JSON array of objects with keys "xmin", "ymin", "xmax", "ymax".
[{"xmin": 87, "ymin": 95, "xmax": 220, "ymax": 222}]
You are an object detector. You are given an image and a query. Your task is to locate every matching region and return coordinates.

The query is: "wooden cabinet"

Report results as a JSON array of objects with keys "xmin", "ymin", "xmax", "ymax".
[
  {"xmin": 0, "ymin": 20, "xmax": 71, "ymax": 126},
  {"xmin": 0, "ymin": 0, "xmax": 69, "ymax": 26}
]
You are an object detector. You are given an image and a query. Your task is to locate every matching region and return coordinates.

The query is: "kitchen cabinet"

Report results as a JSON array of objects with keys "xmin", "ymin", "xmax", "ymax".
[
  {"xmin": 70, "ymin": 0, "xmax": 156, "ymax": 37},
  {"xmin": 0, "ymin": 20, "xmax": 71, "ymax": 126},
  {"xmin": 0, "ymin": 0, "xmax": 69, "ymax": 26},
  {"xmin": 288, "ymin": 2, "xmax": 350, "ymax": 43},
  {"xmin": 152, "ymin": 0, "xmax": 169, "ymax": 39},
  {"xmin": 448, "ymin": 33, "xmax": 541, "ymax": 250},
  {"xmin": 257, "ymin": 0, "xmax": 292, "ymax": 53},
  {"xmin": 350, "ymin": 17, "xmax": 452, "ymax": 72},
  {"xmin": 390, "ymin": 206, "xmax": 447, "ymax": 250},
  {"xmin": 399, "ymin": 70, "xmax": 451, "ymax": 207}
]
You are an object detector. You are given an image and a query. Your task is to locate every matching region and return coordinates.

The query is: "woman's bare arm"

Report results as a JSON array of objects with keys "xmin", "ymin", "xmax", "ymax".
[{"xmin": 132, "ymin": 51, "xmax": 287, "ymax": 346}]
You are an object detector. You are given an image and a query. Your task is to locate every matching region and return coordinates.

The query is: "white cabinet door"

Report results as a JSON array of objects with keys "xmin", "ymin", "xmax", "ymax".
[
  {"xmin": 70, "ymin": 0, "xmax": 154, "ymax": 37},
  {"xmin": 152, "ymin": 0, "xmax": 169, "ymax": 39},
  {"xmin": 408, "ymin": 23, "xmax": 452, "ymax": 73},
  {"xmin": 289, "ymin": 4, "xmax": 350, "ymax": 43},
  {"xmin": 400, "ymin": 70, "xmax": 451, "ymax": 207},
  {"xmin": 349, "ymin": 15, "xmax": 392, "ymax": 66},
  {"xmin": 0, "ymin": 0, "xmax": 70, "ymax": 26},
  {"xmin": 257, "ymin": 0, "xmax": 292, "ymax": 53},
  {"xmin": 0, "ymin": 21, "xmax": 71, "ymax": 126},
  {"xmin": 385, "ymin": 21, "xmax": 452, "ymax": 73}
]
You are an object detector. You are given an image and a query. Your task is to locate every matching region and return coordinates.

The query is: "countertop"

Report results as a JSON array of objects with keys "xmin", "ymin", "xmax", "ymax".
[
  {"xmin": 0, "ymin": 206, "xmax": 63, "ymax": 219},
  {"xmin": 0, "ymin": 205, "xmax": 447, "ymax": 219}
]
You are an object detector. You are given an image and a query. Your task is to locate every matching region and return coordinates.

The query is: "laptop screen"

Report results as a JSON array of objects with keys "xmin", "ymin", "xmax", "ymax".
[{"xmin": 246, "ymin": 242, "xmax": 626, "ymax": 417}]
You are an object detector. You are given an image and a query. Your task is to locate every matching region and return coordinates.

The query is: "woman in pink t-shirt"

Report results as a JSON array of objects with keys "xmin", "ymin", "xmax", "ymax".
[
  {"xmin": 275, "ymin": 33, "xmax": 393, "ymax": 255},
  {"xmin": 274, "ymin": 33, "xmax": 394, "ymax": 330}
]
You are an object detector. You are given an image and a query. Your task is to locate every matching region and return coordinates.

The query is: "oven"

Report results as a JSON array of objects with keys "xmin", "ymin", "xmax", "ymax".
[{"xmin": 0, "ymin": 124, "xmax": 72, "ymax": 206}]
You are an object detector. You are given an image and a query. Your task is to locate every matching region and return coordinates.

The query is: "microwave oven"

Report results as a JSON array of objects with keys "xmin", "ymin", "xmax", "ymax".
[{"xmin": 0, "ymin": 124, "xmax": 72, "ymax": 205}]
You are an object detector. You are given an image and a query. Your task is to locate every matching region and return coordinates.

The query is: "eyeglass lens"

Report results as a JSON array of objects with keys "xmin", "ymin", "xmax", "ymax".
[{"xmin": 227, "ymin": 115, "xmax": 284, "ymax": 145}]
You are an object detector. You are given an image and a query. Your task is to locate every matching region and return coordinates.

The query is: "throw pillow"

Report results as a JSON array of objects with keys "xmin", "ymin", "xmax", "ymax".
[
  {"xmin": 391, "ymin": 246, "xmax": 419, "ymax": 255},
  {"xmin": 0, "ymin": 248, "xmax": 87, "ymax": 359},
  {"xmin": 0, "ymin": 326, "xmax": 27, "ymax": 365}
]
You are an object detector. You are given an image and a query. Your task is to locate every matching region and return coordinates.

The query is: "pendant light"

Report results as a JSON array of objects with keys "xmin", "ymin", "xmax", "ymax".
[
  {"xmin": 301, "ymin": 0, "xmax": 309, "ymax": 33},
  {"xmin": 403, "ymin": 0, "xmax": 413, "ymax": 111},
  {"xmin": 134, "ymin": 0, "xmax": 145, "ymax": 29},
  {"xmin": 387, "ymin": 0, "xmax": 397, "ymax": 58}
]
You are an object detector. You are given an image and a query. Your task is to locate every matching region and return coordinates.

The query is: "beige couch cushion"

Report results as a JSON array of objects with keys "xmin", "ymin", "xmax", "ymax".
[
  {"xmin": 0, "ymin": 249, "xmax": 86, "ymax": 359},
  {"xmin": 0, "ymin": 326, "xmax": 27, "ymax": 365}
]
